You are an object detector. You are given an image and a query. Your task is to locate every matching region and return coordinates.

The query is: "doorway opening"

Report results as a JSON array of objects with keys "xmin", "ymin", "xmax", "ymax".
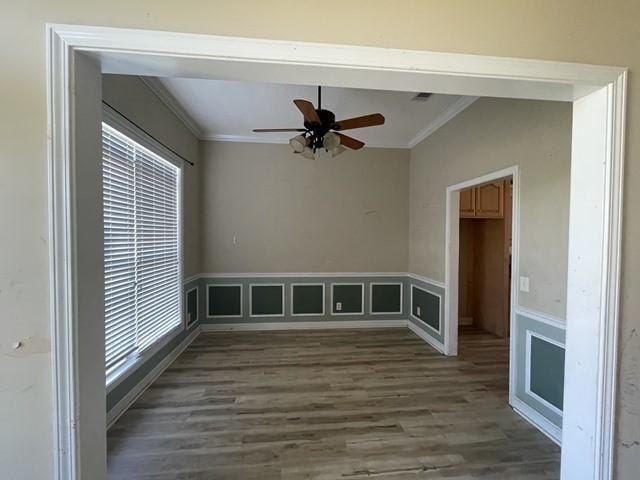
[
  {"xmin": 458, "ymin": 176, "xmax": 513, "ymax": 340},
  {"xmin": 47, "ymin": 25, "xmax": 625, "ymax": 480}
]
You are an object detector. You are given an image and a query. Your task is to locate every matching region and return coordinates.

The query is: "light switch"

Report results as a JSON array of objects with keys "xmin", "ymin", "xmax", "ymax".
[
  {"xmin": 336, "ymin": 302, "xmax": 342, "ymax": 311},
  {"xmin": 519, "ymin": 276, "xmax": 530, "ymax": 293}
]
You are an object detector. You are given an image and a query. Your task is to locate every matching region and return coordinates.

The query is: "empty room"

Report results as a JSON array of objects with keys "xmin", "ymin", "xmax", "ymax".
[
  {"xmin": 94, "ymin": 72, "xmax": 571, "ymax": 478},
  {"xmin": 3, "ymin": 4, "xmax": 638, "ymax": 480}
]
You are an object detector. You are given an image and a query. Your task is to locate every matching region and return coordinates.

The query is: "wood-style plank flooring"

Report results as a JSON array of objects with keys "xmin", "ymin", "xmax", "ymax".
[{"xmin": 108, "ymin": 327, "xmax": 560, "ymax": 479}]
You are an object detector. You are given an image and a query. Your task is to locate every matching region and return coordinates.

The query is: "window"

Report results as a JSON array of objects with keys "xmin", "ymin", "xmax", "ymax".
[{"xmin": 102, "ymin": 122, "xmax": 182, "ymax": 383}]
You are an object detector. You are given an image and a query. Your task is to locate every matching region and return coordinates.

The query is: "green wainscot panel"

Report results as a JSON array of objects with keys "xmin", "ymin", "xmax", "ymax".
[
  {"xmin": 186, "ymin": 287, "xmax": 198, "ymax": 324},
  {"xmin": 332, "ymin": 284, "xmax": 363, "ymax": 314},
  {"xmin": 292, "ymin": 284, "xmax": 324, "ymax": 315},
  {"xmin": 208, "ymin": 285, "xmax": 242, "ymax": 317},
  {"xmin": 251, "ymin": 285, "xmax": 284, "ymax": 316},
  {"xmin": 371, "ymin": 283, "xmax": 402, "ymax": 313},
  {"xmin": 412, "ymin": 286, "xmax": 440, "ymax": 332},
  {"xmin": 530, "ymin": 335, "xmax": 565, "ymax": 411}
]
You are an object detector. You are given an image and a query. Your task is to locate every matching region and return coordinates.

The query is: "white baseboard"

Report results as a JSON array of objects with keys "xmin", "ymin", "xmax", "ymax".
[
  {"xmin": 511, "ymin": 396, "xmax": 562, "ymax": 445},
  {"xmin": 106, "ymin": 326, "xmax": 201, "ymax": 429},
  {"xmin": 200, "ymin": 319, "xmax": 407, "ymax": 331},
  {"xmin": 407, "ymin": 320, "xmax": 445, "ymax": 354}
]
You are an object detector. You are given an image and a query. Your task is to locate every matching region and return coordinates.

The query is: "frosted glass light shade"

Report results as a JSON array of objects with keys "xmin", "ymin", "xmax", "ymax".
[
  {"xmin": 315, "ymin": 148, "xmax": 331, "ymax": 161},
  {"xmin": 300, "ymin": 146, "xmax": 315, "ymax": 159},
  {"xmin": 331, "ymin": 146, "xmax": 347, "ymax": 157},
  {"xmin": 323, "ymin": 132, "xmax": 340, "ymax": 150},
  {"xmin": 289, "ymin": 134, "xmax": 307, "ymax": 153}
]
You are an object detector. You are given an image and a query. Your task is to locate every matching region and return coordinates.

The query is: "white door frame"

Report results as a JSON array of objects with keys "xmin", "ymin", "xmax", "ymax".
[
  {"xmin": 444, "ymin": 165, "xmax": 519, "ymax": 358},
  {"xmin": 46, "ymin": 24, "xmax": 626, "ymax": 480}
]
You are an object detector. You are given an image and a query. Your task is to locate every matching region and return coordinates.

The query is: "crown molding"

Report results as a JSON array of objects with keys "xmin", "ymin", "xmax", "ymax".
[
  {"xmin": 202, "ymin": 97, "xmax": 478, "ymax": 149},
  {"xmin": 408, "ymin": 96, "xmax": 479, "ymax": 148},
  {"xmin": 200, "ymin": 133, "xmax": 408, "ymax": 149},
  {"xmin": 139, "ymin": 76, "xmax": 204, "ymax": 139},
  {"xmin": 143, "ymin": 75, "xmax": 476, "ymax": 149},
  {"xmin": 201, "ymin": 133, "xmax": 289, "ymax": 145}
]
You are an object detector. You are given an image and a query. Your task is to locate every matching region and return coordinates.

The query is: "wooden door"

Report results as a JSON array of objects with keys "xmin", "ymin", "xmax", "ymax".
[
  {"xmin": 475, "ymin": 181, "xmax": 504, "ymax": 218},
  {"xmin": 459, "ymin": 187, "xmax": 476, "ymax": 217}
]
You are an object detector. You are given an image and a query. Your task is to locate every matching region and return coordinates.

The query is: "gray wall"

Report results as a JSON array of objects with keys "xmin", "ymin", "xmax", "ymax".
[
  {"xmin": 409, "ymin": 98, "xmax": 572, "ymax": 319},
  {"xmin": 199, "ymin": 141, "xmax": 410, "ymax": 273},
  {"xmin": 103, "ymin": 75, "xmax": 202, "ymax": 278}
]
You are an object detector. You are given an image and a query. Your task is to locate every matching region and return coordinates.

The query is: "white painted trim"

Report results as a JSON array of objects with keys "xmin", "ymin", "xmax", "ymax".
[
  {"xmin": 290, "ymin": 283, "xmax": 325, "ymax": 317},
  {"xmin": 444, "ymin": 166, "xmax": 519, "ymax": 360},
  {"xmin": 561, "ymin": 78, "xmax": 626, "ymax": 480},
  {"xmin": 330, "ymin": 282, "xmax": 365, "ymax": 315},
  {"xmin": 47, "ymin": 26, "xmax": 77, "ymax": 480},
  {"xmin": 201, "ymin": 133, "xmax": 408, "ymax": 149},
  {"xmin": 201, "ymin": 320, "xmax": 407, "ymax": 331},
  {"xmin": 512, "ymin": 396, "xmax": 562, "ymax": 445},
  {"xmin": 595, "ymin": 73, "xmax": 626, "ymax": 480},
  {"xmin": 51, "ymin": 24, "xmax": 624, "ymax": 100},
  {"xmin": 409, "ymin": 284, "xmax": 442, "ymax": 335},
  {"xmin": 139, "ymin": 76, "xmax": 204, "ymax": 138},
  {"xmin": 406, "ymin": 272, "xmax": 446, "ymax": 289},
  {"xmin": 525, "ymin": 330, "xmax": 565, "ymax": 417},
  {"xmin": 407, "ymin": 320, "xmax": 445, "ymax": 354},
  {"xmin": 202, "ymin": 133, "xmax": 289, "ymax": 145},
  {"xmin": 106, "ymin": 326, "xmax": 200, "ymax": 429},
  {"xmin": 249, "ymin": 283, "xmax": 286, "ymax": 317},
  {"xmin": 206, "ymin": 283, "xmax": 243, "ymax": 319},
  {"xmin": 46, "ymin": 24, "xmax": 626, "ymax": 480},
  {"xmin": 515, "ymin": 306, "xmax": 566, "ymax": 330},
  {"xmin": 183, "ymin": 273, "xmax": 201, "ymax": 284},
  {"xmin": 198, "ymin": 271, "xmax": 407, "ymax": 278},
  {"xmin": 408, "ymin": 96, "xmax": 479, "ymax": 148},
  {"xmin": 369, "ymin": 282, "xmax": 403, "ymax": 315},
  {"xmin": 185, "ymin": 286, "xmax": 199, "ymax": 325}
]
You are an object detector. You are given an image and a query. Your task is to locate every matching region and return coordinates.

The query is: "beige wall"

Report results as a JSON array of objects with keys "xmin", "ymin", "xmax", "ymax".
[
  {"xmin": 410, "ymin": 98, "xmax": 572, "ymax": 319},
  {"xmin": 2, "ymin": 2, "xmax": 640, "ymax": 478},
  {"xmin": 200, "ymin": 141, "xmax": 409, "ymax": 273},
  {"xmin": 102, "ymin": 75, "xmax": 201, "ymax": 277}
]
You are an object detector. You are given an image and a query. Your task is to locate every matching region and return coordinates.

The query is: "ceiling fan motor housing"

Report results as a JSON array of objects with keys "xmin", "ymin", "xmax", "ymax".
[
  {"xmin": 304, "ymin": 109, "xmax": 336, "ymax": 133},
  {"xmin": 304, "ymin": 109, "xmax": 335, "ymax": 150}
]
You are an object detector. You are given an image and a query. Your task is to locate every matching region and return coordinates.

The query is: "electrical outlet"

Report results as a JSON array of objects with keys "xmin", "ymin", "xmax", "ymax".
[
  {"xmin": 519, "ymin": 276, "xmax": 530, "ymax": 293},
  {"xmin": 416, "ymin": 306, "xmax": 421, "ymax": 316},
  {"xmin": 336, "ymin": 302, "xmax": 342, "ymax": 311}
]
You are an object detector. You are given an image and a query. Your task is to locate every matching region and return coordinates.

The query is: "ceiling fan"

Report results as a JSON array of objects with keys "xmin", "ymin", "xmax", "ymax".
[{"xmin": 253, "ymin": 86, "xmax": 385, "ymax": 159}]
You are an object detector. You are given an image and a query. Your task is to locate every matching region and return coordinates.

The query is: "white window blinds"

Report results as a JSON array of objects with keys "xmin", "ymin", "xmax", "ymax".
[{"xmin": 102, "ymin": 123, "xmax": 182, "ymax": 379}]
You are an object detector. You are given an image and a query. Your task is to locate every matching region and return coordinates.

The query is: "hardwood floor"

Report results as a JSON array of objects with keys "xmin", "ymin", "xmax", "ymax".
[{"xmin": 108, "ymin": 327, "xmax": 560, "ymax": 479}]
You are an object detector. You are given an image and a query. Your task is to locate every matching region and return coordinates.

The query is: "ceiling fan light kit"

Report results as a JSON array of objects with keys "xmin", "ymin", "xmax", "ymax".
[
  {"xmin": 300, "ymin": 146, "xmax": 315, "ymax": 160},
  {"xmin": 253, "ymin": 86, "xmax": 385, "ymax": 159},
  {"xmin": 289, "ymin": 134, "xmax": 308, "ymax": 153},
  {"xmin": 323, "ymin": 131, "xmax": 340, "ymax": 150}
]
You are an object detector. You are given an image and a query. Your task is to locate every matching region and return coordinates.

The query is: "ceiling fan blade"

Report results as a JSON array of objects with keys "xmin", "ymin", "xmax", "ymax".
[
  {"xmin": 253, "ymin": 128, "xmax": 306, "ymax": 132},
  {"xmin": 293, "ymin": 99, "xmax": 321, "ymax": 124},
  {"xmin": 333, "ymin": 113, "xmax": 385, "ymax": 131},
  {"xmin": 336, "ymin": 133, "xmax": 365, "ymax": 150}
]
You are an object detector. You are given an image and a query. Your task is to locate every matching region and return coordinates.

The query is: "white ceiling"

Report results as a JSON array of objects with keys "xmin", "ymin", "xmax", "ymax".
[{"xmin": 151, "ymin": 77, "xmax": 477, "ymax": 149}]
